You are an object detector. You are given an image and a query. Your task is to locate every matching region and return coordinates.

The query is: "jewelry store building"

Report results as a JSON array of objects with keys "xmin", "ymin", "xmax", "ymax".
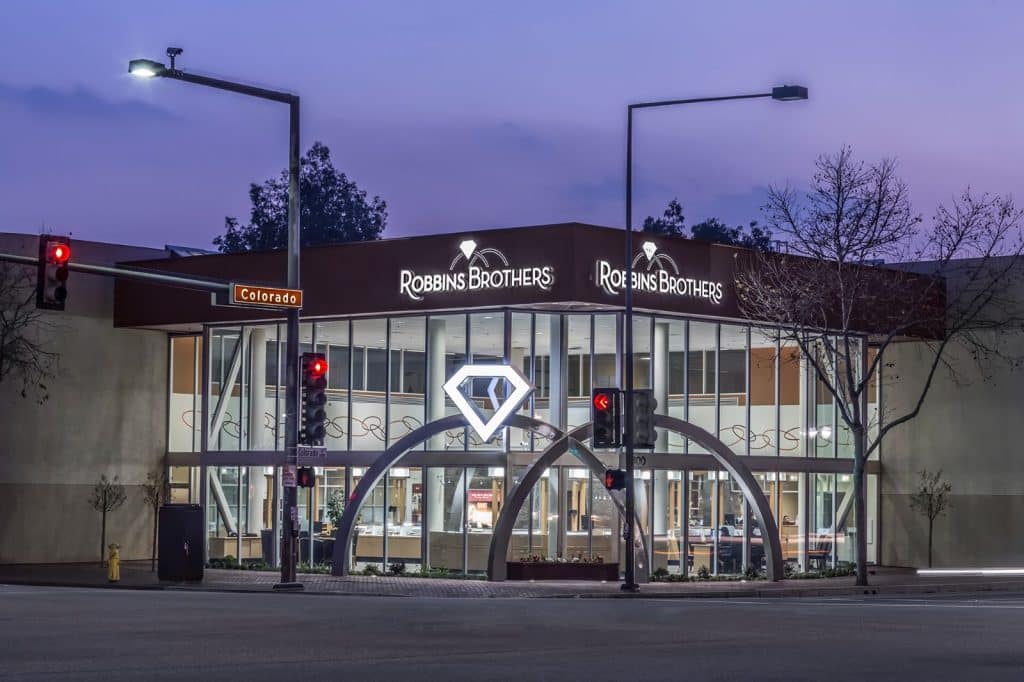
[{"xmin": 107, "ymin": 222, "xmax": 898, "ymax": 579}]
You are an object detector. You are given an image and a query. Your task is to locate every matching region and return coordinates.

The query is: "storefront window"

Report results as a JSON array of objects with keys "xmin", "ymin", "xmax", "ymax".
[
  {"xmin": 778, "ymin": 340, "xmax": 803, "ymax": 457},
  {"xmin": 466, "ymin": 466, "xmax": 503, "ymax": 572},
  {"xmin": 389, "ymin": 317, "xmax": 425, "ymax": 448},
  {"xmin": 386, "ymin": 467, "xmax": 423, "ymax": 571},
  {"xmin": 351, "ymin": 319, "xmax": 388, "ymax": 451},
  {"xmin": 429, "ymin": 314, "xmax": 467, "ymax": 451},
  {"xmin": 687, "ymin": 470, "xmax": 715, "ymax": 574},
  {"xmin": 750, "ymin": 328, "xmax": 779, "ymax": 456},
  {"xmin": 653, "ymin": 470, "xmax": 684, "ymax": 574},
  {"xmin": 169, "ymin": 335, "xmax": 201, "ymax": 453},
  {"xmin": 426, "ymin": 466, "xmax": 466, "ymax": 572},
  {"xmin": 687, "ymin": 322, "xmax": 717, "ymax": 453},
  {"xmin": 719, "ymin": 325, "xmax": 749, "ymax": 456},
  {"xmin": 468, "ymin": 313, "xmax": 505, "ymax": 450}
]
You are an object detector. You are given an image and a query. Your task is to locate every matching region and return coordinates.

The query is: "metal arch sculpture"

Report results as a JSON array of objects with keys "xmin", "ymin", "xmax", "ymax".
[
  {"xmin": 330, "ymin": 413, "xmax": 561, "ymax": 577},
  {"xmin": 654, "ymin": 414, "xmax": 784, "ymax": 581},
  {"xmin": 487, "ymin": 416, "xmax": 785, "ymax": 582},
  {"xmin": 487, "ymin": 423, "xmax": 651, "ymax": 582}
]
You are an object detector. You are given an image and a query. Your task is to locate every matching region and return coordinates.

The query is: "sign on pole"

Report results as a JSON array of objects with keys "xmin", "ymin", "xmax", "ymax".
[
  {"xmin": 230, "ymin": 283, "xmax": 303, "ymax": 309},
  {"xmin": 296, "ymin": 444, "xmax": 327, "ymax": 464}
]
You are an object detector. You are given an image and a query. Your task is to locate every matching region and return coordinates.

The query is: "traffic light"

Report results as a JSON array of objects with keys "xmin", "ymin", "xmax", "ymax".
[
  {"xmin": 301, "ymin": 352, "xmax": 328, "ymax": 445},
  {"xmin": 631, "ymin": 389, "xmax": 658, "ymax": 449},
  {"xmin": 297, "ymin": 467, "xmax": 316, "ymax": 488},
  {"xmin": 36, "ymin": 235, "xmax": 71, "ymax": 311},
  {"xmin": 603, "ymin": 468, "xmax": 626, "ymax": 491},
  {"xmin": 592, "ymin": 387, "xmax": 621, "ymax": 448}
]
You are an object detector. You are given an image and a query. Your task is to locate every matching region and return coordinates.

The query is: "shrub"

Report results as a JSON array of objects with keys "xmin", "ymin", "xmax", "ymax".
[
  {"xmin": 361, "ymin": 564, "xmax": 382, "ymax": 576},
  {"xmin": 388, "ymin": 561, "xmax": 407, "ymax": 576}
]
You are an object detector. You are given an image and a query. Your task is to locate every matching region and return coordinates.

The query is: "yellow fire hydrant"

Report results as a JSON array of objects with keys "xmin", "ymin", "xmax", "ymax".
[{"xmin": 107, "ymin": 543, "xmax": 120, "ymax": 583}]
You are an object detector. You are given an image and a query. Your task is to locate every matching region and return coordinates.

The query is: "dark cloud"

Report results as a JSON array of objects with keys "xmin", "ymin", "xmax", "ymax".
[{"xmin": 0, "ymin": 82, "xmax": 175, "ymax": 121}]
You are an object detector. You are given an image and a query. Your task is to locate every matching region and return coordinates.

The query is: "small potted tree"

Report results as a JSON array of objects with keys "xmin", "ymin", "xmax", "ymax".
[{"xmin": 88, "ymin": 475, "xmax": 127, "ymax": 567}]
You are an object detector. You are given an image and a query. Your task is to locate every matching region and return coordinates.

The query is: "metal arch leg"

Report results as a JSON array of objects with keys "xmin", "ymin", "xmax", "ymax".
[
  {"xmin": 487, "ymin": 424, "xmax": 652, "ymax": 582},
  {"xmin": 330, "ymin": 414, "xmax": 563, "ymax": 577},
  {"xmin": 653, "ymin": 415, "xmax": 786, "ymax": 582}
]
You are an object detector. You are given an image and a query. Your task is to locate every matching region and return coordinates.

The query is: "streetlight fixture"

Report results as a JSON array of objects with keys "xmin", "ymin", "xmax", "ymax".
[
  {"xmin": 621, "ymin": 84, "xmax": 808, "ymax": 592},
  {"xmin": 129, "ymin": 47, "xmax": 305, "ymax": 592}
]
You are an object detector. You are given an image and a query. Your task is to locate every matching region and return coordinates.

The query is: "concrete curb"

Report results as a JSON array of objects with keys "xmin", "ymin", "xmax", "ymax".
[{"xmin": 5, "ymin": 575, "xmax": 1024, "ymax": 600}]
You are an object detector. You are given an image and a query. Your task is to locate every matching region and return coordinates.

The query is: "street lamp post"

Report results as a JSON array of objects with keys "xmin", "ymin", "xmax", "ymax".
[
  {"xmin": 622, "ymin": 85, "xmax": 808, "ymax": 592},
  {"xmin": 130, "ymin": 48, "xmax": 305, "ymax": 590}
]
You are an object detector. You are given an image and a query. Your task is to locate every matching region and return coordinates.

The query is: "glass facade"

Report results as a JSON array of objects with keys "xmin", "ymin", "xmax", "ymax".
[{"xmin": 166, "ymin": 309, "xmax": 877, "ymax": 575}]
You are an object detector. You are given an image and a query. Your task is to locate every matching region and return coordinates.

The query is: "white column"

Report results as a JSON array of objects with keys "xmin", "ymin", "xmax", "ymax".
[
  {"xmin": 652, "ymin": 323, "xmax": 669, "ymax": 537},
  {"xmin": 427, "ymin": 319, "xmax": 447, "ymax": 532},
  {"xmin": 548, "ymin": 316, "xmax": 566, "ymax": 430},
  {"xmin": 427, "ymin": 319, "xmax": 447, "ymax": 447},
  {"xmin": 247, "ymin": 328, "xmax": 268, "ymax": 532}
]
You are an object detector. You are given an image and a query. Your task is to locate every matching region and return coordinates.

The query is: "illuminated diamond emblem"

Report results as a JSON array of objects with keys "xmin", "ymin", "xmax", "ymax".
[
  {"xmin": 642, "ymin": 241, "xmax": 657, "ymax": 261},
  {"xmin": 443, "ymin": 365, "xmax": 534, "ymax": 442},
  {"xmin": 459, "ymin": 239, "xmax": 477, "ymax": 260}
]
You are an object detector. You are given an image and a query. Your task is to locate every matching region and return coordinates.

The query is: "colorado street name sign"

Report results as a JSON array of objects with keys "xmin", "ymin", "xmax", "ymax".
[
  {"xmin": 230, "ymin": 283, "xmax": 303, "ymax": 309},
  {"xmin": 399, "ymin": 239, "xmax": 554, "ymax": 302},
  {"xmin": 595, "ymin": 240, "xmax": 724, "ymax": 304}
]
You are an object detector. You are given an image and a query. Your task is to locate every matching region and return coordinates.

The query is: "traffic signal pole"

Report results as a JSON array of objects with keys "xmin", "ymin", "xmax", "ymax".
[
  {"xmin": 279, "ymin": 98, "xmax": 302, "ymax": 590},
  {"xmin": 623, "ymin": 106, "xmax": 638, "ymax": 592}
]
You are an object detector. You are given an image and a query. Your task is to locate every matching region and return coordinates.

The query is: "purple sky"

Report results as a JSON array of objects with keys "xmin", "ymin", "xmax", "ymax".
[{"xmin": 2, "ymin": 1, "xmax": 1024, "ymax": 249}]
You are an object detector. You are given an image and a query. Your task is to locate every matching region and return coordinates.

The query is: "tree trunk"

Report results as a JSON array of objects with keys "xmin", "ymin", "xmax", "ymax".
[
  {"xmin": 151, "ymin": 506, "xmax": 159, "ymax": 572},
  {"xmin": 100, "ymin": 510, "xmax": 107, "ymax": 567},
  {"xmin": 852, "ymin": 427, "xmax": 869, "ymax": 587},
  {"xmin": 928, "ymin": 517, "xmax": 934, "ymax": 568}
]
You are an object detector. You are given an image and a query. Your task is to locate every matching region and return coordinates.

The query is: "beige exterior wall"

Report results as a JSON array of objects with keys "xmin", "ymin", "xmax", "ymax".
[
  {"xmin": 881, "ymin": 292, "xmax": 1024, "ymax": 568},
  {"xmin": 0, "ymin": 233, "xmax": 169, "ymax": 564}
]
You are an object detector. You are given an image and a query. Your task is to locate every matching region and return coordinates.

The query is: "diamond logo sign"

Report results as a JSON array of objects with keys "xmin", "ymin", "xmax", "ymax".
[
  {"xmin": 642, "ymin": 241, "xmax": 658, "ymax": 261},
  {"xmin": 442, "ymin": 365, "xmax": 534, "ymax": 442},
  {"xmin": 459, "ymin": 239, "xmax": 477, "ymax": 260}
]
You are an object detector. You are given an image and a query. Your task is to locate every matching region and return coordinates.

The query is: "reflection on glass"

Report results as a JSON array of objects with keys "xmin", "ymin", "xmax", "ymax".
[{"xmin": 427, "ymin": 467, "xmax": 466, "ymax": 572}]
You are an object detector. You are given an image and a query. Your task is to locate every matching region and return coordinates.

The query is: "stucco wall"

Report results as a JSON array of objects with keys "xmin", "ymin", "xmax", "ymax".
[
  {"xmin": 882, "ymin": 326, "xmax": 1024, "ymax": 568},
  {"xmin": 0, "ymin": 233, "xmax": 169, "ymax": 563}
]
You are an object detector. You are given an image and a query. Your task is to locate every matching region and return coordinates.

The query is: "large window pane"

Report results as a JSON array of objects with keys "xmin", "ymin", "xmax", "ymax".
[
  {"xmin": 750, "ymin": 328, "xmax": 779, "ymax": 456},
  {"xmin": 351, "ymin": 319, "xmax": 388, "ymax": 451},
  {"xmin": 389, "ymin": 317, "xmax": 425, "ymax": 448},
  {"xmin": 719, "ymin": 325, "xmax": 748, "ymax": 455}
]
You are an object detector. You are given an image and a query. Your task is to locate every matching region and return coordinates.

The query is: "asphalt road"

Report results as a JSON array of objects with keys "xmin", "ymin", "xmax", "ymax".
[{"xmin": 1, "ymin": 586, "xmax": 1023, "ymax": 681}]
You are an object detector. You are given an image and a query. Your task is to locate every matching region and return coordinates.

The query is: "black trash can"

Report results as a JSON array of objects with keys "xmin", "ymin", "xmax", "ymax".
[{"xmin": 158, "ymin": 504, "xmax": 204, "ymax": 582}]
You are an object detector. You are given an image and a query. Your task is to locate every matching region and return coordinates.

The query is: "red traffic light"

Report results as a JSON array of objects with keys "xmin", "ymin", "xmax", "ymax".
[
  {"xmin": 309, "ymin": 358, "xmax": 327, "ymax": 378},
  {"xmin": 47, "ymin": 242, "xmax": 71, "ymax": 265},
  {"xmin": 603, "ymin": 468, "xmax": 626, "ymax": 491},
  {"xmin": 593, "ymin": 392, "xmax": 611, "ymax": 411},
  {"xmin": 297, "ymin": 467, "xmax": 316, "ymax": 488}
]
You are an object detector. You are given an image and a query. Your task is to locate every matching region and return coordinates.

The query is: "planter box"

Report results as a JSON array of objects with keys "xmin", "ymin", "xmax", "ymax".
[{"xmin": 506, "ymin": 561, "xmax": 619, "ymax": 581}]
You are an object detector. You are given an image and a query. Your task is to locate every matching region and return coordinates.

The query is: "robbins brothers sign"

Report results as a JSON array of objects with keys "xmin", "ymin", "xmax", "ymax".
[
  {"xmin": 595, "ymin": 240, "xmax": 724, "ymax": 304},
  {"xmin": 399, "ymin": 239, "xmax": 555, "ymax": 302}
]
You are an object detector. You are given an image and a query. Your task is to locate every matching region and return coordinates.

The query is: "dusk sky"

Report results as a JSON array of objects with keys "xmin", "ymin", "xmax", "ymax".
[{"xmin": 3, "ymin": 1, "xmax": 1024, "ymax": 249}]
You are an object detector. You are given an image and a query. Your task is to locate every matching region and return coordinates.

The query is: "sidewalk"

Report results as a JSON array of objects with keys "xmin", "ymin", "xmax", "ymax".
[{"xmin": 3, "ymin": 562, "xmax": 1024, "ymax": 599}]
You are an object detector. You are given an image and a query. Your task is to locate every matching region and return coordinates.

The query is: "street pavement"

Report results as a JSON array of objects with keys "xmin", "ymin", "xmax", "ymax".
[{"xmin": 2, "ymin": 585, "xmax": 1023, "ymax": 680}]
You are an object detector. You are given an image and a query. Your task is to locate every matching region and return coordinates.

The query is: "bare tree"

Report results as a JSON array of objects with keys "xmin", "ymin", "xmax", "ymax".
[
  {"xmin": 908, "ymin": 469, "xmax": 952, "ymax": 568},
  {"xmin": 0, "ymin": 262, "xmax": 58, "ymax": 403},
  {"xmin": 88, "ymin": 475, "xmax": 127, "ymax": 566},
  {"xmin": 736, "ymin": 147, "xmax": 1024, "ymax": 586},
  {"xmin": 142, "ymin": 471, "xmax": 170, "ymax": 572}
]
